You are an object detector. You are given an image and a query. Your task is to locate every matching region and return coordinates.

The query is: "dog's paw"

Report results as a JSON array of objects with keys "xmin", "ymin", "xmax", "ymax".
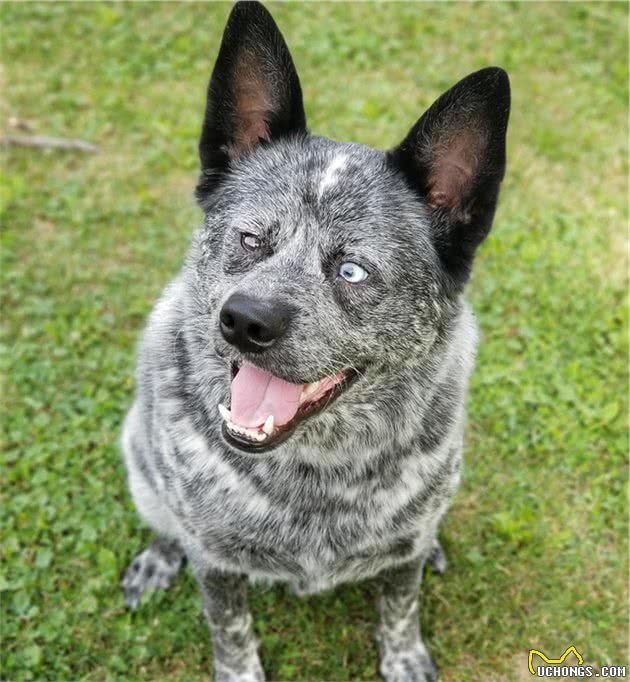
[
  {"xmin": 426, "ymin": 539, "xmax": 447, "ymax": 575},
  {"xmin": 380, "ymin": 647, "xmax": 437, "ymax": 682},
  {"xmin": 121, "ymin": 540, "xmax": 184, "ymax": 609}
]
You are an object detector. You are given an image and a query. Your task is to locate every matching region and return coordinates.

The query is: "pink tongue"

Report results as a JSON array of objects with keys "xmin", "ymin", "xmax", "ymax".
[{"xmin": 230, "ymin": 363, "xmax": 305, "ymax": 428}]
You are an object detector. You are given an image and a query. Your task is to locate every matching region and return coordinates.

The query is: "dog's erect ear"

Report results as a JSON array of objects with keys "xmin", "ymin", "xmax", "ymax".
[
  {"xmin": 196, "ymin": 1, "xmax": 306, "ymax": 197},
  {"xmin": 389, "ymin": 67, "xmax": 510, "ymax": 288}
]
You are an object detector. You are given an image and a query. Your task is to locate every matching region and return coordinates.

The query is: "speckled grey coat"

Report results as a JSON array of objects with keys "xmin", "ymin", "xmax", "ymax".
[{"xmin": 120, "ymin": 3, "xmax": 510, "ymax": 681}]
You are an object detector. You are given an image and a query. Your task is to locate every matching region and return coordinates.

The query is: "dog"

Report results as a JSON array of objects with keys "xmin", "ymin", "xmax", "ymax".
[{"xmin": 120, "ymin": 3, "xmax": 510, "ymax": 680}]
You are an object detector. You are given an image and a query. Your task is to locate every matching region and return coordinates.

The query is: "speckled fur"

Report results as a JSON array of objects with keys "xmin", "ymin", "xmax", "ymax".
[{"xmin": 120, "ymin": 3, "xmax": 509, "ymax": 680}]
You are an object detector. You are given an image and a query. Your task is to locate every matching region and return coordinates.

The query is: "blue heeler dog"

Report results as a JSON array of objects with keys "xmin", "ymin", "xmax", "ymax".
[{"xmin": 120, "ymin": 3, "xmax": 510, "ymax": 680}]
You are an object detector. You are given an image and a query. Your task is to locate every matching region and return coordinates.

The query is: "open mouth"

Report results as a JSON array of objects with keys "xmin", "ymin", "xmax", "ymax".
[{"xmin": 218, "ymin": 361, "xmax": 358, "ymax": 452}]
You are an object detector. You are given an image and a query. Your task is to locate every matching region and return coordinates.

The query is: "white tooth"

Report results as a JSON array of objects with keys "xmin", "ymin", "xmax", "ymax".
[
  {"xmin": 262, "ymin": 415, "xmax": 275, "ymax": 435},
  {"xmin": 218, "ymin": 404, "xmax": 231, "ymax": 422},
  {"xmin": 225, "ymin": 418, "xmax": 268, "ymax": 443}
]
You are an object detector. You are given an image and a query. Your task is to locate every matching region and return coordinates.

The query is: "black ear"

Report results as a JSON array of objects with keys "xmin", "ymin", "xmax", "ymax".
[
  {"xmin": 389, "ymin": 67, "xmax": 510, "ymax": 288},
  {"xmin": 196, "ymin": 1, "xmax": 306, "ymax": 198}
]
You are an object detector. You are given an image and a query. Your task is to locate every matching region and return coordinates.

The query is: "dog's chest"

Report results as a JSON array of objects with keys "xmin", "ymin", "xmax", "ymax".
[{"xmin": 163, "ymin": 443, "xmax": 448, "ymax": 585}]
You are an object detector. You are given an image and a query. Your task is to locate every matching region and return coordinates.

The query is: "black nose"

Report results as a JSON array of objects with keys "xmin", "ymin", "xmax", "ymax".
[{"xmin": 219, "ymin": 293, "xmax": 291, "ymax": 353}]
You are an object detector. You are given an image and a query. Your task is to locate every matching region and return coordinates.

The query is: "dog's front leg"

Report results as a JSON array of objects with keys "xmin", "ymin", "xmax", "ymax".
[
  {"xmin": 375, "ymin": 558, "xmax": 437, "ymax": 682},
  {"xmin": 193, "ymin": 565, "xmax": 265, "ymax": 682}
]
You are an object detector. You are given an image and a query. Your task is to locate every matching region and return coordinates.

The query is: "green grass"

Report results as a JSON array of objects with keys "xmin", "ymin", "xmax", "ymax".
[{"xmin": 1, "ymin": 2, "xmax": 627, "ymax": 681}]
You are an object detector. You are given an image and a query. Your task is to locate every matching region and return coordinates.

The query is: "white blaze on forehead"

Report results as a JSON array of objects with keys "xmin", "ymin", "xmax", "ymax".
[{"xmin": 318, "ymin": 153, "xmax": 348, "ymax": 198}]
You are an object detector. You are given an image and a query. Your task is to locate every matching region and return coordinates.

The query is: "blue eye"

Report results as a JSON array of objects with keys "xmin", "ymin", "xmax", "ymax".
[{"xmin": 338, "ymin": 261, "xmax": 368, "ymax": 283}]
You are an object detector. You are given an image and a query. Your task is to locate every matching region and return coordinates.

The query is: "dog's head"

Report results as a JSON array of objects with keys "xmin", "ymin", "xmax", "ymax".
[{"xmin": 185, "ymin": 2, "xmax": 510, "ymax": 453}]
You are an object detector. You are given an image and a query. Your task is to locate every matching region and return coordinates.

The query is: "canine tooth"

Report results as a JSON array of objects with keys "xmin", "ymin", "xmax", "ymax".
[
  {"xmin": 262, "ymin": 415, "xmax": 275, "ymax": 435},
  {"xmin": 218, "ymin": 404, "xmax": 231, "ymax": 422},
  {"xmin": 255, "ymin": 432, "xmax": 267, "ymax": 442}
]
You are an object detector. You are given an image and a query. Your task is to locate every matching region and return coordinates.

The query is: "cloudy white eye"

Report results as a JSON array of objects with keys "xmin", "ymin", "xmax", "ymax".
[
  {"xmin": 241, "ymin": 233, "xmax": 261, "ymax": 251},
  {"xmin": 338, "ymin": 261, "xmax": 368, "ymax": 283}
]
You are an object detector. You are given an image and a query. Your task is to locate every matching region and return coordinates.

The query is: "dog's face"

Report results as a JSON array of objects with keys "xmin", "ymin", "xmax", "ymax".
[{"xmin": 185, "ymin": 2, "xmax": 510, "ymax": 454}]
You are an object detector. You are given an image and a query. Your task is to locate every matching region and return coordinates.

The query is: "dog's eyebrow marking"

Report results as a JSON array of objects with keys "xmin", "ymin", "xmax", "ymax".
[{"xmin": 318, "ymin": 153, "xmax": 348, "ymax": 199}]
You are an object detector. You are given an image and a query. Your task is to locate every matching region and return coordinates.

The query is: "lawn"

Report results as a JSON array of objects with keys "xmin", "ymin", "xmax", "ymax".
[{"xmin": 1, "ymin": 2, "xmax": 627, "ymax": 681}]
